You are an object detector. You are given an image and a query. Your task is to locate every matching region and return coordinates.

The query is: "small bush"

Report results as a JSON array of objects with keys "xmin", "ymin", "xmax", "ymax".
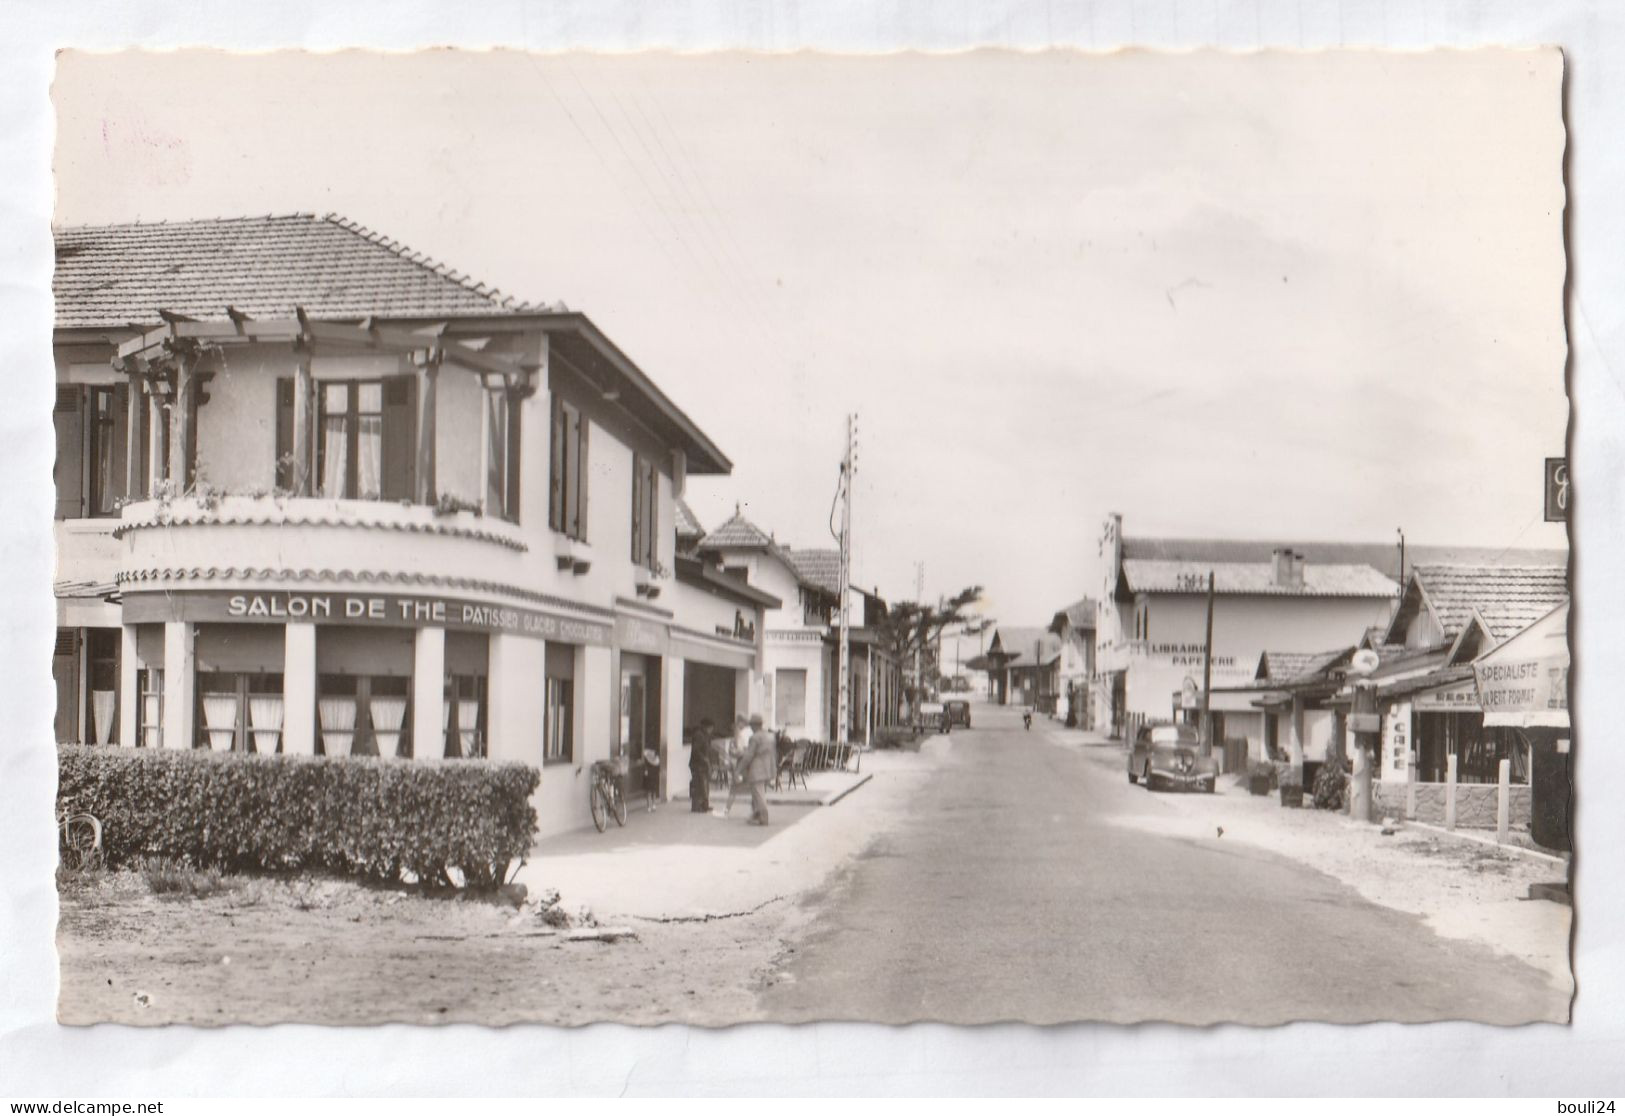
[
  {"xmin": 1312, "ymin": 760, "xmax": 1350, "ymax": 811},
  {"xmin": 141, "ymin": 857, "xmax": 234, "ymax": 899},
  {"xmin": 58, "ymin": 746, "xmax": 540, "ymax": 889}
]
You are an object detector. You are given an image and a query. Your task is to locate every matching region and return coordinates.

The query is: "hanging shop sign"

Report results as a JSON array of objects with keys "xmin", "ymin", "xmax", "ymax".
[
  {"xmin": 122, "ymin": 589, "xmax": 612, "ymax": 645},
  {"xmin": 1544, "ymin": 457, "xmax": 1569, "ymax": 523},
  {"xmin": 1411, "ymin": 680, "xmax": 1482, "ymax": 712}
]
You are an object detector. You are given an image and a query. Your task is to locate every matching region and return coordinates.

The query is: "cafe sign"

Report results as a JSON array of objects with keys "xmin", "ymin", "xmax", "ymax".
[{"xmin": 122, "ymin": 589, "xmax": 612, "ymax": 646}]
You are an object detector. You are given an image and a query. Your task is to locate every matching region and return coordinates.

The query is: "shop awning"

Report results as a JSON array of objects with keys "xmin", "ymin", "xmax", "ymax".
[{"xmin": 1473, "ymin": 600, "xmax": 1569, "ymax": 728}]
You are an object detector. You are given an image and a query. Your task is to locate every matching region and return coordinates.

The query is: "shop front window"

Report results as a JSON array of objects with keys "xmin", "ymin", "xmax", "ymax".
[
  {"xmin": 317, "ymin": 673, "xmax": 410, "ymax": 758},
  {"xmin": 446, "ymin": 674, "xmax": 487, "ymax": 759},
  {"xmin": 543, "ymin": 643, "xmax": 574, "ymax": 765},
  {"xmin": 85, "ymin": 629, "xmax": 119, "ymax": 746},
  {"xmin": 197, "ymin": 672, "xmax": 286, "ymax": 753},
  {"xmin": 138, "ymin": 668, "xmax": 163, "ymax": 748}
]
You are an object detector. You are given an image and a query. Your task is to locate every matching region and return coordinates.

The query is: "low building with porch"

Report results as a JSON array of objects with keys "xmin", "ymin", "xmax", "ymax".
[
  {"xmin": 693, "ymin": 509, "xmax": 903, "ymax": 744},
  {"xmin": 51, "ymin": 212, "xmax": 770, "ymax": 838},
  {"xmin": 1357, "ymin": 564, "xmax": 1569, "ymax": 833}
]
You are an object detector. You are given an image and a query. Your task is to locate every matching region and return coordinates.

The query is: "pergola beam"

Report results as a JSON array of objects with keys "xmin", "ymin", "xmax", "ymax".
[{"xmin": 116, "ymin": 311, "xmax": 535, "ymax": 388}]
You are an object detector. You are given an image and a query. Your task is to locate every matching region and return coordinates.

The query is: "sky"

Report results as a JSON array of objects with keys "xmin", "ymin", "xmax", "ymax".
[{"xmin": 51, "ymin": 48, "xmax": 1568, "ymax": 628}]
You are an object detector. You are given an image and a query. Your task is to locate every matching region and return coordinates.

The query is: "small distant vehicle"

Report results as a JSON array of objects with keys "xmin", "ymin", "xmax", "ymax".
[
  {"xmin": 918, "ymin": 700, "xmax": 945, "ymax": 734},
  {"xmin": 1129, "ymin": 722, "xmax": 1217, "ymax": 793},
  {"xmin": 942, "ymin": 699, "xmax": 971, "ymax": 730}
]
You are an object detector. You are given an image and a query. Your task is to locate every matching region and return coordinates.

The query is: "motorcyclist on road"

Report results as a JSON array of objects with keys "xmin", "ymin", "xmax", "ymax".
[{"xmin": 1023, "ymin": 708, "xmax": 1033, "ymax": 731}]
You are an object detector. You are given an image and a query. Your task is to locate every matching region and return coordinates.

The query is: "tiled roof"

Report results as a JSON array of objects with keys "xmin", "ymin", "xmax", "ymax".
[
  {"xmin": 674, "ymin": 499, "xmax": 705, "ymax": 541},
  {"xmin": 53, "ymin": 213, "xmax": 547, "ymax": 330},
  {"xmin": 784, "ymin": 548, "xmax": 843, "ymax": 596},
  {"xmin": 1122, "ymin": 559, "xmax": 1398, "ymax": 598},
  {"xmin": 1121, "ymin": 536, "xmax": 1566, "ymax": 581},
  {"xmin": 991, "ymin": 626, "xmax": 1063, "ymax": 666},
  {"xmin": 1258, "ymin": 651, "xmax": 1317, "ymax": 682},
  {"xmin": 1410, "ymin": 565, "xmax": 1570, "ymax": 642},
  {"xmin": 54, "ymin": 578, "xmax": 118, "ymax": 600},
  {"xmin": 696, "ymin": 509, "xmax": 776, "ymax": 552},
  {"xmin": 1051, "ymin": 597, "xmax": 1097, "ymax": 632}
]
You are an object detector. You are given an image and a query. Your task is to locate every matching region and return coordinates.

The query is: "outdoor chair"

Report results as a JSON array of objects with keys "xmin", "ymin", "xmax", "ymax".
[{"xmin": 775, "ymin": 740, "xmax": 810, "ymax": 790}]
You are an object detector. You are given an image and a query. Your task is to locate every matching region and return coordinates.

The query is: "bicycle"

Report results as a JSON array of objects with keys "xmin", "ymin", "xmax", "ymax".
[
  {"xmin": 588, "ymin": 758, "xmax": 628, "ymax": 833},
  {"xmin": 58, "ymin": 799, "xmax": 103, "ymax": 871}
]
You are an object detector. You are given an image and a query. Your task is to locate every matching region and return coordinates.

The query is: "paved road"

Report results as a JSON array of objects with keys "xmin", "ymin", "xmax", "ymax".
[{"xmin": 759, "ymin": 704, "xmax": 1568, "ymax": 1024}]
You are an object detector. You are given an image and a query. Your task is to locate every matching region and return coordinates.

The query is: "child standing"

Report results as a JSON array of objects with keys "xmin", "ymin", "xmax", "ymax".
[{"xmin": 642, "ymin": 745, "xmax": 662, "ymax": 812}]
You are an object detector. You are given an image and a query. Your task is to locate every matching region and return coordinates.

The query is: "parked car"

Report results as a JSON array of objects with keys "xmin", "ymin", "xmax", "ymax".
[
  {"xmin": 942, "ymin": 699, "xmax": 971, "ymax": 730},
  {"xmin": 917, "ymin": 700, "xmax": 945, "ymax": 733},
  {"xmin": 1128, "ymin": 723, "xmax": 1217, "ymax": 793}
]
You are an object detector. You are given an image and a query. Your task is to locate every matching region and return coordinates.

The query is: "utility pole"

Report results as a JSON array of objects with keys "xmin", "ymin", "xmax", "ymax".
[
  {"xmin": 1199, "ymin": 569, "xmax": 1216, "ymax": 757},
  {"xmin": 836, "ymin": 413, "xmax": 857, "ymax": 752},
  {"xmin": 913, "ymin": 561, "xmax": 925, "ymax": 713}
]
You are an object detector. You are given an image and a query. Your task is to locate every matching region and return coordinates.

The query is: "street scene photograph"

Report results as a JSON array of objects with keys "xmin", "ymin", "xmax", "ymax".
[{"xmin": 42, "ymin": 46, "xmax": 1571, "ymax": 1028}]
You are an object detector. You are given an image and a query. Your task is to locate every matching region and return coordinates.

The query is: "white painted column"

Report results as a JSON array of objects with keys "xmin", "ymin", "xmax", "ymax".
[
  {"xmin": 282, "ymin": 622, "xmax": 317, "ymax": 755},
  {"xmin": 412, "ymin": 626, "xmax": 445, "ymax": 761},
  {"xmin": 579, "ymin": 645, "xmax": 614, "ymax": 767},
  {"xmin": 161, "ymin": 620, "xmax": 194, "ymax": 750},
  {"xmin": 661, "ymin": 657, "xmax": 685, "ymax": 801},
  {"xmin": 486, "ymin": 632, "xmax": 544, "ymax": 766},
  {"xmin": 118, "ymin": 624, "xmax": 139, "ymax": 747}
]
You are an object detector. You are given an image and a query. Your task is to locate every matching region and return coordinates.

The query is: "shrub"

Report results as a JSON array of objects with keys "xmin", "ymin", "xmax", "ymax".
[
  {"xmin": 140, "ymin": 857, "xmax": 235, "ymax": 899},
  {"xmin": 58, "ymin": 746, "xmax": 540, "ymax": 889},
  {"xmin": 1312, "ymin": 760, "xmax": 1350, "ymax": 811}
]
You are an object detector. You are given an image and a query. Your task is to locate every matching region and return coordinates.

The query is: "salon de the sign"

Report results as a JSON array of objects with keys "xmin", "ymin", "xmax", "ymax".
[{"xmin": 122, "ymin": 589, "xmax": 613, "ymax": 646}]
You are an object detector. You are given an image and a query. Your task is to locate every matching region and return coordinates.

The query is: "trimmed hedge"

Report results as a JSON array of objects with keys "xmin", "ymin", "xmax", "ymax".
[{"xmin": 58, "ymin": 745, "xmax": 539, "ymax": 888}]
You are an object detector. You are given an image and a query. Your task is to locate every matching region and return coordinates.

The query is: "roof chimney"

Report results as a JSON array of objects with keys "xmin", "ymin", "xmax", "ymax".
[{"xmin": 1272, "ymin": 548, "xmax": 1305, "ymax": 589}]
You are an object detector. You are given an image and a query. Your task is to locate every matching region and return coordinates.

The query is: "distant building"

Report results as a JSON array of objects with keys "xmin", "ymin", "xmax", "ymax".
[
  {"xmin": 985, "ymin": 626, "xmax": 1062, "ymax": 710},
  {"xmin": 1049, "ymin": 598, "xmax": 1096, "ymax": 725}
]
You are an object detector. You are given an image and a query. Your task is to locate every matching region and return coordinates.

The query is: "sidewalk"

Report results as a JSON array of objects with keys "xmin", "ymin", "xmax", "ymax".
[
  {"xmin": 514, "ymin": 741, "xmax": 950, "ymax": 922},
  {"xmin": 1058, "ymin": 729, "xmax": 1574, "ymax": 992}
]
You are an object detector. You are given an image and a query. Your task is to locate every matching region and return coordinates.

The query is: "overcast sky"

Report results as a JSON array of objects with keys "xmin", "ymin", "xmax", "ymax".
[{"xmin": 52, "ymin": 49, "xmax": 1567, "ymax": 627}]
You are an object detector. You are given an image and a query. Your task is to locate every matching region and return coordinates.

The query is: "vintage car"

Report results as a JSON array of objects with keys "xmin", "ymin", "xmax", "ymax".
[
  {"xmin": 1128, "ymin": 722, "xmax": 1218, "ymax": 793},
  {"xmin": 942, "ymin": 699, "xmax": 972, "ymax": 729}
]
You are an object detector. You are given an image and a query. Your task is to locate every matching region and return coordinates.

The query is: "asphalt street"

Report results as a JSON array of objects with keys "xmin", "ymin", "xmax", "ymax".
[{"xmin": 759, "ymin": 703, "xmax": 1568, "ymax": 1024}]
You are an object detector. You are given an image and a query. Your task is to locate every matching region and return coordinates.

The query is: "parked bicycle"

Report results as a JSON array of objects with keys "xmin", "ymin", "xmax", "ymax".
[
  {"xmin": 588, "ymin": 758, "xmax": 628, "ymax": 833},
  {"xmin": 57, "ymin": 799, "xmax": 103, "ymax": 871}
]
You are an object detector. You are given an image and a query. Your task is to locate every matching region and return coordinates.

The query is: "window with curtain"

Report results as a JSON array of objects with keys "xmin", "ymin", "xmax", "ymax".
[
  {"xmin": 54, "ymin": 383, "xmax": 135, "ymax": 519},
  {"xmin": 549, "ymin": 395, "xmax": 589, "ymax": 540},
  {"xmin": 316, "ymin": 381, "xmax": 387, "ymax": 500},
  {"xmin": 543, "ymin": 643, "xmax": 575, "ymax": 765}
]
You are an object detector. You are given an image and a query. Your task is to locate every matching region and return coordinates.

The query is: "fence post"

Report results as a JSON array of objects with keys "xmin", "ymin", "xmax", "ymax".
[
  {"xmin": 1497, "ymin": 757, "xmax": 1511, "ymax": 844},
  {"xmin": 1405, "ymin": 756, "xmax": 1417, "ymax": 821},
  {"xmin": 1444, "ymin": 752, "xmax": 1458, "ymax": 831}
]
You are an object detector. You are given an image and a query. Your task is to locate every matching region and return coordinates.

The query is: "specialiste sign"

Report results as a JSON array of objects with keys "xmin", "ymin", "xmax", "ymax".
[{"xmin": 123, "ymin": 589, "xmax": 614, "ymax": 646}]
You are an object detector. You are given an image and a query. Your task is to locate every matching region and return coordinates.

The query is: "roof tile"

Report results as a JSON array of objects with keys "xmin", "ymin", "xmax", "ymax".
[{"xmin": 53, "ymin": 213, "xmax": 546, "ymax": 329}]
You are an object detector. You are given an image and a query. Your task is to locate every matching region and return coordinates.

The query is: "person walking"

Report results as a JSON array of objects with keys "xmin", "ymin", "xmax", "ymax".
[
  {"xmin": 740, "ymin": 713, "xmax": 777, "ymax": 826},
  {"xmin": 688, "ymin": 719, "xmax": 713, "ymax": 813},
  {"xmin": 716, "ymin": 714, "xmax": 750, "ymax": 818}
]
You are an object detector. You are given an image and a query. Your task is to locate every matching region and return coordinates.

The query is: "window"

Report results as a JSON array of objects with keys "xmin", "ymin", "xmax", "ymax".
[
  {"xmin": 138, "ymin": 668, "xmax": 164, "ymax": 749},
  {"xmin": 54, "ymin": 384, "xmax": 143, "ymax": 519},
  {"xmin": 775, "ymin": 668, "xmax": 807, "ymax": 729},
  {"xmin": 630, "ymin": 454, "xmax": 659, "ymax": 569},
  {"xmin": 486, "ymin": 388, "xmax": 522, "ymax": 522},
  {"xmin": 549, "ymin": 395, "xmax": 589, "ymax": 541},
  {"xmin": 280, "ymin": 376, "xmax": 415, "ymax": 500},
  {"xmin": 543, "ymin": 644, "xmax": 575, "ymax": 765},
  {"xmin": 446, "ymin": 673, "xmax": 488, "ymax": 759}
]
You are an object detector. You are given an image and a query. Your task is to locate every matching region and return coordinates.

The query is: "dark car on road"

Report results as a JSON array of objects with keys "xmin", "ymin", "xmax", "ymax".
[
  {"xmin": 1128, "ymin": 723, "xmax": 1217, "ymax": 793},
  {"xmin": 942, "ymin": 699, "xmax": 971, "ymax": 730}
]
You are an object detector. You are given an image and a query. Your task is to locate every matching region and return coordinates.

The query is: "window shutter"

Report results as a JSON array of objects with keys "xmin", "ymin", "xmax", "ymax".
[
  {"xmin": 108, "ymin": 384, "xmax": 130, "ymax": 508},
  {"xmin": 574, "ymin": 413, "xmax": 589, "ymax": 541},
  {"xmin": 647, "ymin": 460, "xmax": 659, "ymax": 567},
  {"xmin": 549, "ymin": 396, "xmax": 566, "ymax": 531},
  {"xmin": 274, "ymin": 378, "xmax": 294, "ymax": 490},
  {"xmin": 505, "ymin": 395, "xmax": 521, "ymax": 523},
  {"xmin": 54, "ymin": 385, "xmax": 85, "ymax": 519},
  {"xmin": 135, "ymin": 390, "xmax": 150, "ymax": 500},
  {"xmin": 630, "ymin": 456, "xmax": 644, "ymax": 563},
  {"xmin": 381, "ymin": 375, "xmax": 417, "ymax": 501}
]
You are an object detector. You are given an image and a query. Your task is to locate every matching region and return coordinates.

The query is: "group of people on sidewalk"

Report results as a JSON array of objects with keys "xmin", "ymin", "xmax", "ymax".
[{"xmin": 687, "ymin": 713, "xmax": 776, "ymax": 826}]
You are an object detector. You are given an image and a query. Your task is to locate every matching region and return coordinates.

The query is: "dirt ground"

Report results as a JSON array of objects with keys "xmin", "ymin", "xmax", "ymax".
[{"xmin": 55, "ymin": 868, "xmax": 801, "ymax": 1026}]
